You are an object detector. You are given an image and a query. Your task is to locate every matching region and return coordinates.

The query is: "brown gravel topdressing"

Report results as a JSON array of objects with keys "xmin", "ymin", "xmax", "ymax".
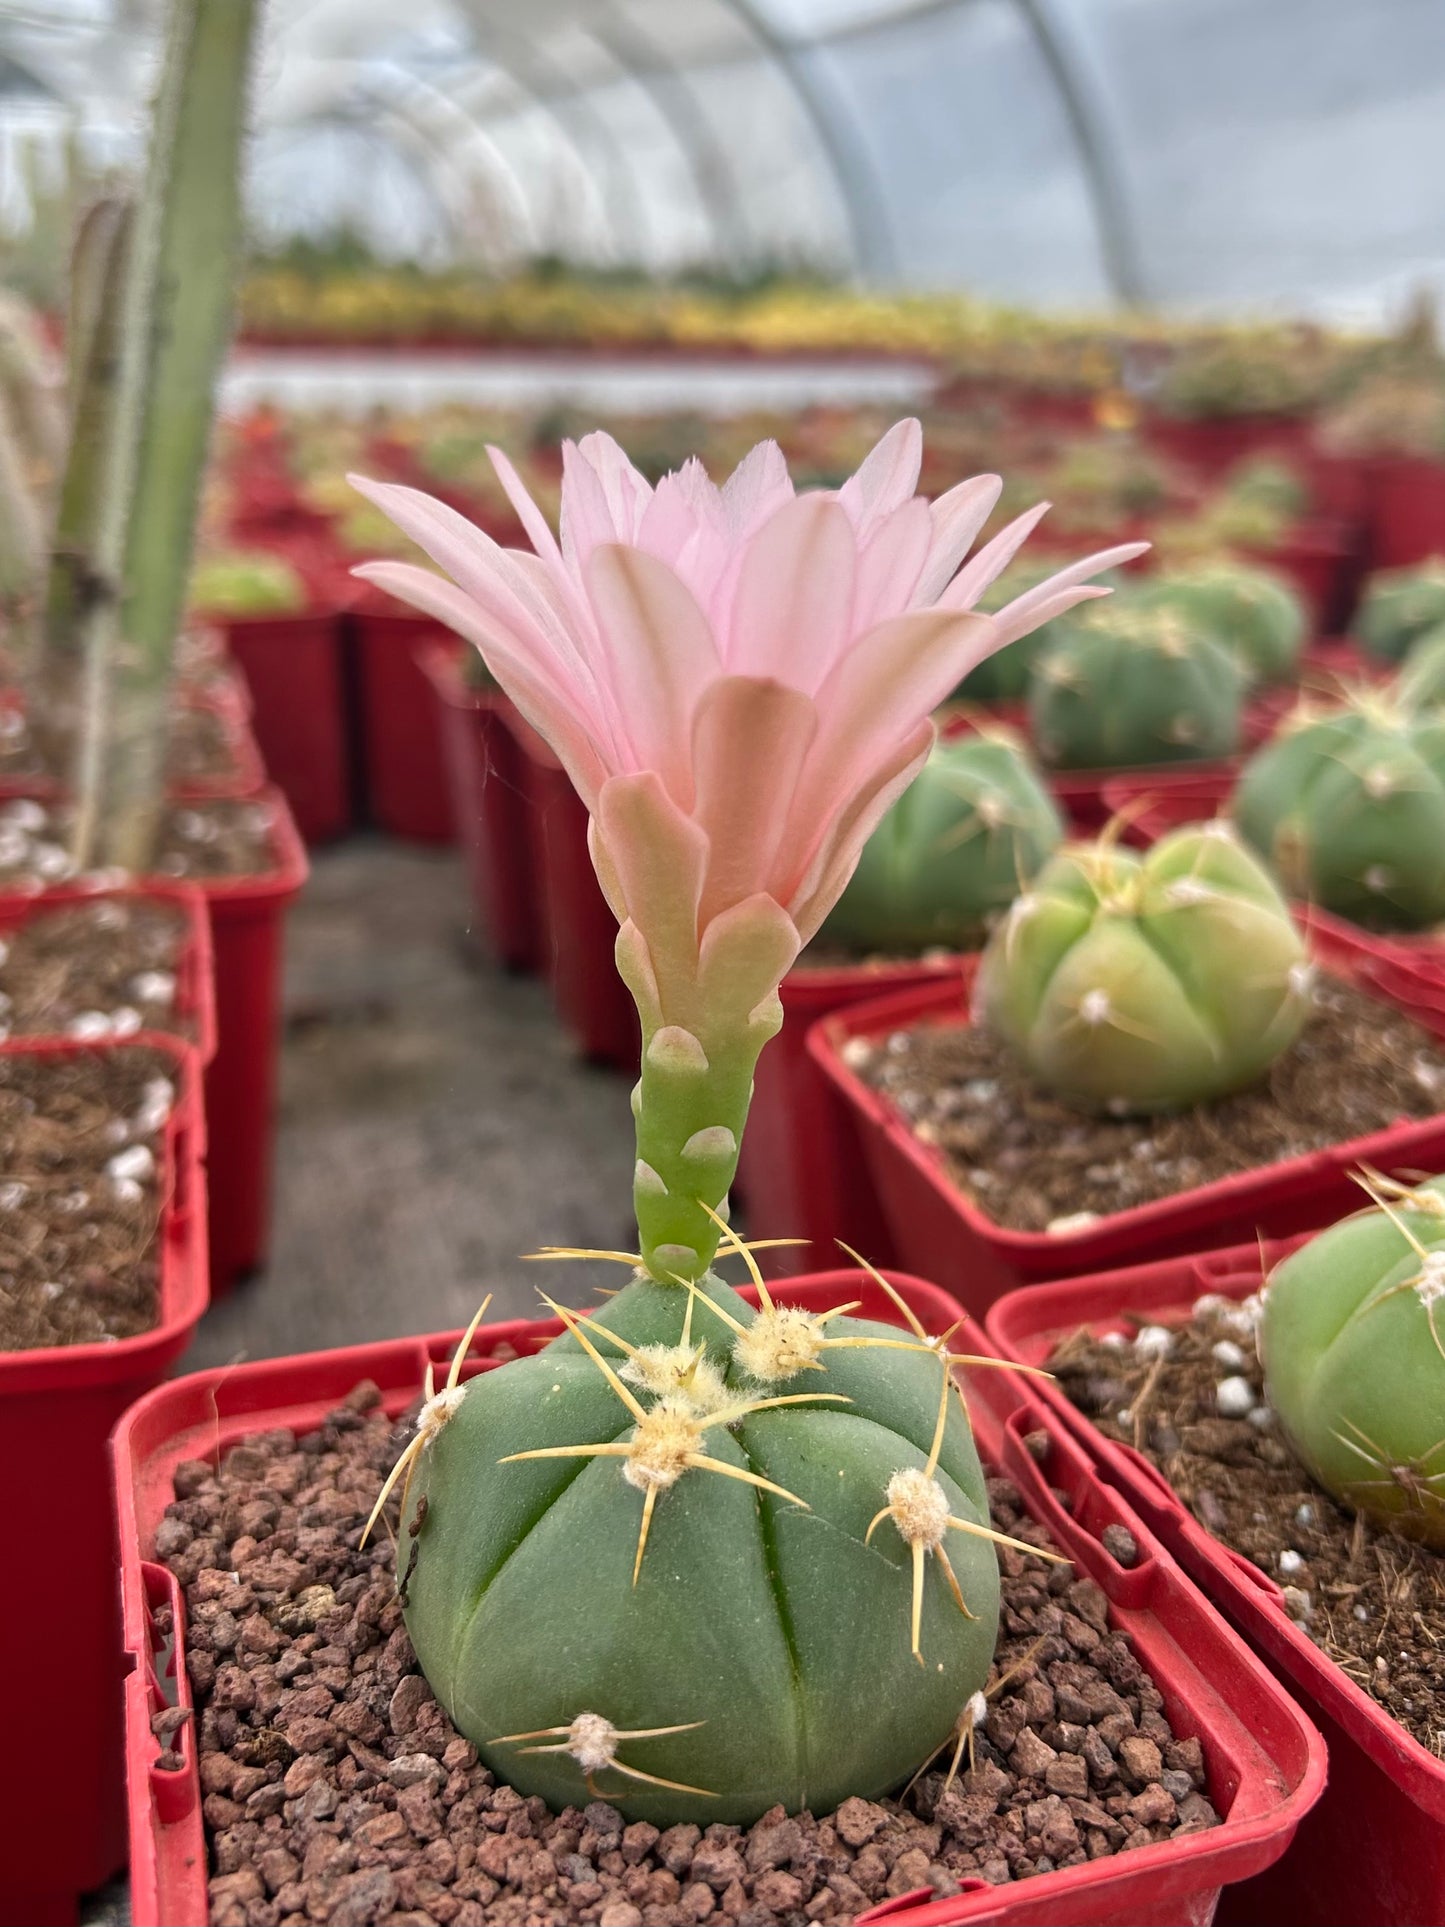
[
  {"xmin": 852, "ymin": 977, "xmax": 1445, "ymax": 1232},
  {"xmin": 0, "ymin": 795, "xmax": 276, "ymax": 888},
  {"xmin": 0, "ymin": 1045, "xmax": 175, "ymax": 1350},
  {"xmin": 0, "ymin": 696, "xmax": 246, "ymax": 785},
  {"xmin": 0, "ymin": 896, "xmax": 193, "ymax": 1039},
  {"xmin": 1052, "ymin": 1303, "xmax": 1445, "ymax": 1760},
  {"xmin": 160, "ymin": 1384, "xmax": 1221, "ymax": 1927}
]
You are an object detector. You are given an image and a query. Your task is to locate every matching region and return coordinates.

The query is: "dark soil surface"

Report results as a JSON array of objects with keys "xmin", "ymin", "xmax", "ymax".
[
  {"xmin": 852, "ymin": 979, "xmax": 1445, "ymax": 1232},
  {"xmin": 0, "ymin": 896, "xmax": 193, "ymax": 1040},
  {"xmin": 0, "ymin": 1045, "xmax": 175, "ymax": 1350},
  {"xmin": 0, "ymin": 795, "xmax": 276, "ymax": 887},
  {"xmin": 162, "ymin": 1384, "xmax": 1221, "ymax": 1927},
  {"xmin": 0, "ymin": 697, "xmax": 246, "ymax": 786},
  {"xmin": 1052, "ymin": 1302, "xmax": 1445, "ymax": 1759}
]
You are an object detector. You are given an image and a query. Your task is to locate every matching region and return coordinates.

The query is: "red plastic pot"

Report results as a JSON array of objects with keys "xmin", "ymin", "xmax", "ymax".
[
  {"xmin": 1143, "ymin": 413, "xmax": 1310, "ymax": 479},
  {"xmin": 807, "ymin": 925, "xmax": 1445, "ymax": 1308},
  {"xmin": 510, "ymin": 711, "xmax": 638, "ymax": 1068},
  {"xmin": 115, "ymin": 1269, "xmax": 1323, "ymax": 1927},
  {"xmin": 1368, "ymin": 454, "xmax": 1445, "ymax": 569},
  {"xmin": 348, "ymin": 602, "xmax": 458, "ymax": 842},
  {"xmin": 420, "ymin": 643, "xmax": 541, "ymax": 972},
  {"xmin": 1048, "ymin": 758, "xmax": 1242, "ymax": 835},
  {"xmin": 987, "ymin": 1245, "xmax": 1445, "ymax": 1926},
  {"xmin": 0, "ymin": 1035, "xmax": 207, "ymax": 1925},
  {"xmin": 737, "ymin": 955, "xmax": 966, "ymax": 1273},
  {"xmin": 1240, "ymin": 523, "xmax": 1352, "ymax": 633},
  {"xmin": 219, "ymin": 610, "xmax": 352, "ymax": 843}
]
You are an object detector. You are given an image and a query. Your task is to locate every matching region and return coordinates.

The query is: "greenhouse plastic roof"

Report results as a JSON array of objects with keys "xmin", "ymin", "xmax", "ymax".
[{"xmin": 2, "ymin": 0, "xmax": 1443, "ymax": 323}]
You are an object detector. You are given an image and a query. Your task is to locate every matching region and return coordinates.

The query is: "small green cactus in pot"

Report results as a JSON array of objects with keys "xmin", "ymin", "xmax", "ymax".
[
  {"xmin": 350, "ymin": 421, "xmax": 1140, "ymax": 1823},
  {"xmin": 1143, "ymin": 561, "xmax": 1306, "ymax": 687},
  {"xmin": 1355, "ymin": 559, "xmax": 1445, "ymax": 663},
  {"xmin": 1261, "ymin": 1174, "xmax": 1445, "ymax": 1549},
  {"xmin": 1232, "ymin": 692, "xmax": 1445, "ymax": 929},
  {"xmin": 821, "ymin": 729, "xmax": 1064, "ymax": 954},
  {"xmin": 975, "ymin": 823, "xmax": 1312, "ymax": 1114},
  {"xmin": 1029, "ymin": 596, "xmax": 1244, "ymax": 770}
]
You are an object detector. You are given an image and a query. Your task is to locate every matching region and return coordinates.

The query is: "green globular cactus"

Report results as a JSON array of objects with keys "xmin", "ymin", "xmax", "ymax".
[
  {"xmin": 820, "ymin": 731, "xmax": 1064, "ymax": 954},
  {"xmin": 189, "ymin": 550, "xmax": 308, "ymax": 617},
  {"xmin": 1261, "ymin": 1175, "xmax": 1445, "ymax": 1549},
  {"xmin": 1355, "ymin": 559, "xmax": 1445, "ymax": 663},
  {"xmin": 373, "ymin": 1264, "xmax": 1024, "ymax": 1826},
  {"xmin": 975, "ymin": 823, "xmax": 1311, "ymax": 1113},
  {"xmin": 1144, "ymin": 562, "xmax": 1307, "ymax": 687},
  {"xmin": 1394, "ymin": 623, "xmax": 1445, "ymax": 711},
  {"xmin": 1232, "ymin": 695, "xmax": 1445, "ymax": 929},
  {"xmin": 951, "ymin": 561, "xmax": 1084, "ymax": 703},
  {"xmin": 1028, "ymin": 597, "xmax": 1244, "ymax": 770}
]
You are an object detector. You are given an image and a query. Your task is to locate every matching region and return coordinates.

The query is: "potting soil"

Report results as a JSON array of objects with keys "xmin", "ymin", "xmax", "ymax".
[{"xmin": 0, "ymin": 897, "xmax": 194, "ymax": 1040}]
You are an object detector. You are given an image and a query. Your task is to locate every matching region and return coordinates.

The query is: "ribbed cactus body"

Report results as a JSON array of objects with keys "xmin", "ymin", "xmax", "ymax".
[
  {"xmin": 1232, "ymin": 700, "xmax": 1445, "ymax": 928},
  {"xmin": 1261, "ymin": 1179, "xmax": 1445, "ymax": 1549},
  {"xmin": 976, "ymin": 825, "xmax": 1310, "ymax": 1113},
  {"xmin": 1394, "ymin": 623, "xmax": 1445, "ymax": 712},
  {"xmin": 821, "ymin": 733, "xmax": 1064, "ymax": 953},
  {"xmin": 1144, "ymin": 562, "xmax": 1306, "ymax": 687},
  {"xmin": 954, "ymin": 561, "xmax": 1083, "ymax": 702},
  {"xmin": 400, "ymin": 1274, "xmax": 1000, "ymax": 1825},
  {"xmin": 1356, "ymin": 560, "xmax": 1445, "ymax": 663},
  {"xmin": 1028, "ymin": 600, "xmax": 1244, "ymax": 771}
]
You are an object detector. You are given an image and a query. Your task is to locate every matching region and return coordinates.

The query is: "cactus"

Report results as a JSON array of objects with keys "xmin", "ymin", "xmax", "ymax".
[
  {"xmin": 975, "ymin": 823, "xmax": 1311, "ymax": 1114},
  {"xmin": 1232, "ymin": 693, "xmax": 1445, "ymax": 929},
  {"xmin": 1260, "ymin": 1174, "xmax": 1445, "ymax": 1549},
  {"xmin": 1144, "ymin": 561, "xmax": 1306, "ymax": 687},
  {"xmin": 1394, "ymin": 623, "xmax": 1445, "ymax": 711},
  {"xmin": 821, "ymin": 730, "xmax": 1064, "ymax": 953},
  {"xmin": 0, "ymin": 395, "xmax": 44, "ymax": 663},
  {"xmin": 1028, "ymin": 596, "xmax": 1244, "ymax": 770},
  {"xmin": 952, "ymin": 560, "xmax": 1083, "ymax": 702},
  {"xmin": 70, "ymin": 0, "xmax": 260, "ymax": 871},
  {"xmin": 189, "ymin": 550, "xmax": 308, "ymax": 617},
  {"xmin": 1355, "ymin": 559, "xmax": 1445, "ymax": 663}
]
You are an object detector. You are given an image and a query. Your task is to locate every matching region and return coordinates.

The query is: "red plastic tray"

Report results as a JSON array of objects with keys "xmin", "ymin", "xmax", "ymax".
[
  {"xmin": 1368, "ymin": 454, "xmax": 1445, "ymax": 570},
  {"xmin": 348, "ymin": 603, "xmax": 457, "ymax": 843},
  {"xmin": 510, "ymin": 711, "xmax": 638, "ymax": 1069},
  {"xmin": 986, "ymin": 1245, "xmax": 1445, "ymax": 1926},
  {"xmin": 0, "ymin": 879, "xmax": 216, "ymax": 1067},
  {"xmin": 220, "ymin": 610, "xmax": 353, "ymax": 843},
  {"xmin": 115, "ymin": 1270, "xmax": 1323, "ymax": 1927},
  {"xmin": 420, "ymin": 643, "xmax": 541, "ymax": 973},
  {"xmin": 738, "ymin": 955, "xmax": 966, "ymax": 1273},
  {"xmin": 807, "ymin": 925, "xmax": 1445, "ymax": 1307},
  {"xmin": 0, "ymin": 1035, "xmax": 208, "ymax": 1923}
]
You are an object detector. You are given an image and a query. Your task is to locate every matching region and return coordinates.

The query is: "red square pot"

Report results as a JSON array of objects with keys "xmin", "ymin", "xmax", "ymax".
[
  {"xmin": 807, "ymin": 925, "xmax": 1445, "ymax": 1309},
  {"xmin": 349, "ymin": 604, "xmax": 457, "ymax": 842},
  {"xmin": 987, "ymin": 1244, "xmax": 1445, "ymax": 1926},
  {"xmin": 0, "ymin": 1036, "xmax": 207, "ymax": 1923},
  {"xmin": 219, "ymin": 610, "xmax": 352, "ymax": 843},
  {"xmin": 1368, "ymin": 455, "xmax": 1445, "ymax": 570},
  {"xmin": 114, "ymin": 1271, "xmax": 1322, "ymax": 1927}
]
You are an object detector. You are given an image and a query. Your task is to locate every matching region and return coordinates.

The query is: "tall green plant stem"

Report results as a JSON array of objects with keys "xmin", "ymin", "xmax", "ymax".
[{"xmin": 72, "ymin": 0, "xmax": 259, "ymax": 872}]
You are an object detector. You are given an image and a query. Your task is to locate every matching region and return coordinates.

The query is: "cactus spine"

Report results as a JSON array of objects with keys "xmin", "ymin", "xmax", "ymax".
[
  {"xmin": 1232, "ymin": 692, "xmax": 1445, "ymax": 929},
  {"xmin": 822, "ymin": 730, "xmax": 1064, "ymax": 953},
  {"xmin": 72, "ymin": 0, "xmax": 259, "ymax": 871},
  {"xmin": 976, "ymin": 823, "xmax": 1311, "ymax": 1113},
  {"xmin": 1028, "ymin": 597, "xmax": 1244, "ymax": 771},
  {"xmin": 1261, "ymin": 1175, "xmax": 1445, "ymax": 1549}
]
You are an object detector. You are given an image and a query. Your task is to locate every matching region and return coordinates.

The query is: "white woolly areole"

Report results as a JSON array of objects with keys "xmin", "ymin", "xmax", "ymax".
[
  {"xmin": 1079, "ymin": 989, "xmax": 1112, "ymax": 1026},
  {"xmin": 1415, "ymin": 1249, "xmax": 1445, "ymax": 1306},
  {"xmin": 417, "ymin": 1383, "xmax": 467, "ymax": 1445},
  {"xmin": 886, "ymin": 1466, "xmax": 951, "ymax": 1550},
  {"xmin": 621, "ymin": 1344, "xmax": 729, "ymax": 1413},
  {"xmin": 734, "ymin": 1306, "xmax": 826, "ymax": 1383},
  {"xmin": 565, "ymin": 1713, "xmax": 619, "ymax": 1774},
  {"xmin": 622, "ymin": 1396, "xmax": 700, "ymax": 1491},
  {"xmin": 965, "ymin": 1689, "xmax": 989, "ymax": 1730},
  {"xmin": 1165, "ymin": 878, "xmax": 1214, "ymax": 907}
]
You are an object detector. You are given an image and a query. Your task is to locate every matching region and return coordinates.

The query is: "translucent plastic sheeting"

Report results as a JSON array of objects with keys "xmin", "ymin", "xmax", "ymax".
[{"xmin": 1, "ymin": 0, "xmax": 1443, "ymax": 322}]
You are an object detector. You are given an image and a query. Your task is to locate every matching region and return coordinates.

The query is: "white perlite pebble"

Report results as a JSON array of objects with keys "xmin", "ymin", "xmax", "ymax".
[
  {"xmin": 1135, "ymin": 1325, "xmax": 1174, "ymax": 1360},
  {"xmin": 1, "ymin": 799, "xmax": 45, "ymax": 832},
  {"xmin": 109, "ymin": 1007, "xmax": 142, "ymax": 1039},
  {"xmin": 130, "ymin": 970, "xmax": 176, "ymax": 1006},
  {"xmin": 0, "ymin": 1181, "xmax": 27, "ymax": 1210},
  {"xmin": 1278, "ymin": 1549, "xmax": 1306, "ymax": 1576},
  {"xmin": 67, "ymin": 1011, "xmax": 112, "ymax": 1041},
  {"xmin": 1100, "ymin": 1330, "xmax": 1128, "ymax": 1351},
  {"xmin": 1211, "ymin": 1339, "xmax": 1247, "ymax": 1371},
  {"xmin": 107, "ymin": 1144, "xmax": 155, "ymax": 1185},
  {"xmin": 1046, "ymin": 1210, "xmax": 1101, "ymax": 1235},
  {"xmin": 1216, "ymin": 1375, "xmax": 1256, "ymax": 1417},
  {"xmin": 1294, "ymin": 1503, "xmax": 1316, "ymax": 1528},
  {"xmin": 1282, "ymin": 1586, "xmax": 1313, "ymax": 1622},
  {"xmin": 1192, "ymin": 1292, "xmax": 1228, "ymax": 1319},
  {"xmin": 1248, "ymin": 1403, "xmax": 1275, "ymax": 1430},
  {"xmin": 110, "ymin": 1176, "xmax": 144, "ymax": 1206}
]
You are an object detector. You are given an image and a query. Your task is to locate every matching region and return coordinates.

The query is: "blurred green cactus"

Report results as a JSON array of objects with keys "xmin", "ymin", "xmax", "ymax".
[
  {"xmin": 951, "ymin": 560, "xmax": 1087, "ymax": 703},
  {"xmin": 1394, "ymin": 623, "xmax": 1445, "ymax": 711},
  {"xmin": 1355, "ymin": 560, "xmax": 1445, "ymax": 663},
  {"xmin": 976, "ymin": 823, "xmax": 1311, "ymax": 1113},
  {"xmin": 189, "ymin": 550, "xmax": 308, "ymax": 617},
  {"xmin": 821, "ymin": 731, "xmax": 1064, "ymax": 953},
  {"xmin": 1261, "ymin": 1174, "xmax": 1445, "ymax": 1549},
  {"xmin": 1145, "ymin": 561, "xmax": 1306, "ymax": 687},
  {"xmin": 1028, "ymin": 596, "xmax": 1244, "ymax": 770},
  {"xmin": 1232, "ymin": 693, "xmax": 1445, "ymax": 928}
]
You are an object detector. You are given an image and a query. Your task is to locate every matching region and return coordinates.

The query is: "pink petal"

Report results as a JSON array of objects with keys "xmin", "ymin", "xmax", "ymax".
[
  {"xmin": 788, "ymin": 721, "xmax": 935, "ymax": 944},
  {"xmin": 853, "ymin": 497, "xmax": 933, "ymax": 633},
  {"xmin": 985, "ymin": 541, "xmax": 1150, "ymax": 644},
  {"xmin": 838, "ymin": 419, "xmax": 922, "ymax": 535},
  {"xmin": 688, "ymin": 677, "xmax": 819, "ymax": 927},
  {"xmin": 915, "ymin": 474, "xmax": 1003, "ymax": 604},
  {"xmin": 577, "ymin": 430, "xmax": 652, "ymax": 541},
  {"xmin": 486, "ymin": 444, "xmax": 570, "ymax": 577},
  {"xmin": 582, "ymin": 544, "xmax": 722, "ymax": 805},
  {"xmin": 727, "ymin": 494, "xmax": 857, "ymax": 687},
  {"xmin": 937, "ymin": 501, "xmax": 1052, "ymax": 610},
  {"xmin": 594, "ymin": 772, "xmax": 709, "ymax": 990},
  {"xmin": 560, "ymin": 439, "xmax": 625, "ymax": 575},
  {"xmin": 720, "ymin": 439, "xmax": 794, "ymax": 543},
  {"xmin": 353, "ymin": 560, "xmax": 609, "ymax": 811}
]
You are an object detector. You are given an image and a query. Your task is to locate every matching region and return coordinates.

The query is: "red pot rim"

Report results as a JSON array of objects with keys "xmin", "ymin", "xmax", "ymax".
[
  {"xmin": 985, "ymin": 1242, "xmax": 1445, "ymax": 1821},
  {"xmin": 785, "ymin": 953, "xmax": 967, "ymax": 1006},
  {"xmin": 807, "ymin": 922, "xmax": 1445, "ymax": 1262},
  {"xmin": 0, "ymin": 1033, "xmax": 207, "ymax": 1387},
  {"xmin": 114, "ymin": 1269, "xmax": 1324, "ymax": 1927}
]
